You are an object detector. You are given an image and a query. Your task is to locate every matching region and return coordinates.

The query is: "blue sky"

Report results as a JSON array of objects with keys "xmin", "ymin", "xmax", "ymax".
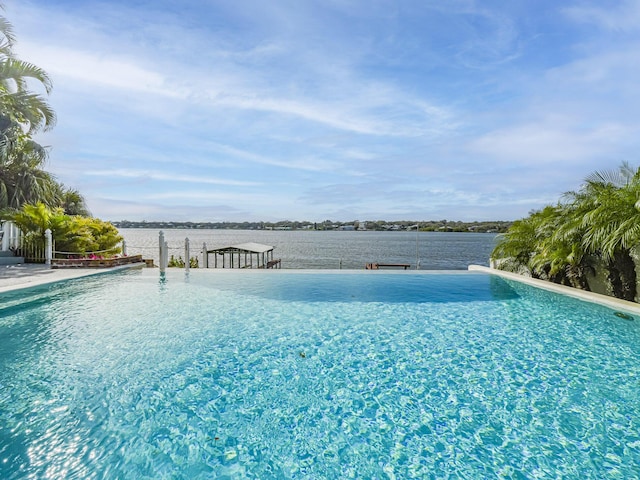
[{"xmin": 6, "ymin": 0, "xmax": 640, "ymax": 222}]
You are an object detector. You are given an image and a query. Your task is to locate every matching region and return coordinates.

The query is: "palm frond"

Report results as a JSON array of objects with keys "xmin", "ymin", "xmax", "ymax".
[
  {"xmin": 0, "ymin": 16, "xmax": 16, "ymax": 48},
  {"xmin": 0, "ymin": 90, "xmax": 56, "ymax": 131},
  {"xmin": 0, "ymin": 58, "xmax": 53, "ymax": 93},
  {"xmin": 585, "ymin": 162, "xmax": 635, "ymax": 188}
]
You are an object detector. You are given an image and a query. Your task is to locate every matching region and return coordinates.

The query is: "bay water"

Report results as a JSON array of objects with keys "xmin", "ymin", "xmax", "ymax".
[{"xmin": 119, "ymin": 229, "xmax": 497, "ymax": 270}]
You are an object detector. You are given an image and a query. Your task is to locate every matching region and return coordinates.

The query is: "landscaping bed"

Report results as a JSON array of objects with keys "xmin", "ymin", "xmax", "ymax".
[{"xmin": 51, "ymin": 255, "xmax": 144, "ymax": 269}]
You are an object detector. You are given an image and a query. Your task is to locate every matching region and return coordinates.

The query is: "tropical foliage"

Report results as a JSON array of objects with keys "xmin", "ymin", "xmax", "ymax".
[
  {"xmin": 10, "ymin": 202, "xmax": 122, "ymax": 257},
  {"xmin": 492, "ymin": 162, "xmax": 640, "ymax": 301},
  {"xmin": 167, "ymin": 255, "xmax": 199, "ymax": 268},
  {"xmin": 57, "ymin": 186, "xmax": 91, "ymax": 216}
]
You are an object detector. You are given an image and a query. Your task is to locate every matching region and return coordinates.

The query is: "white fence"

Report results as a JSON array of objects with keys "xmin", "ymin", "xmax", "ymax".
[
  {"xmin": 1, "ymin": 221, "xmax": 22, "ymax": 252},
  {"xmin": 1, "ymin": 221, "xmax": 53, "ymax": 264}
]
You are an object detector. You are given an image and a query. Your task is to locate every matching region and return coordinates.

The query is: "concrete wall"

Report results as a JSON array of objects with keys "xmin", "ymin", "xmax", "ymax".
[{"xmin": 584, "ymin": 246, "xmax": 640, "ymax": 303}]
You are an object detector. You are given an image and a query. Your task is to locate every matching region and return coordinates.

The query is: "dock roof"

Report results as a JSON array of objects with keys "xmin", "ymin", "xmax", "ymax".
[{"xmin": 206, "ymin": 242, "xmax": 274, "ymax": 254}]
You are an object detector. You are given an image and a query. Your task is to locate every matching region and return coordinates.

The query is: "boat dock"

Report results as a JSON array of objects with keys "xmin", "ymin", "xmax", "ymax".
[
  {"xmin": 205, "ymin": 242, "xmax": 281, "ymax": 269},
  {"xmin": 365, "ymin": 263, "xmax": 411, "ymax": 270}
]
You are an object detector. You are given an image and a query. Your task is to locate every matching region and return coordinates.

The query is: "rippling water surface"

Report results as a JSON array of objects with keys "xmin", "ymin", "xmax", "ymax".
[
  {"xmin": 2, "ymin": 270, "xmax": 640, "ymax": 479},
  {"xmin": 119, "ymin": 229, "xmax": 497, "ymax": 269}
]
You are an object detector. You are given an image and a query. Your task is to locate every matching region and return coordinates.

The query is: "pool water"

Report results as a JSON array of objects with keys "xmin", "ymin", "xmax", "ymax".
[{"xmin": 1, "ymin": 270, "xmax": 640, "ymax": 478}]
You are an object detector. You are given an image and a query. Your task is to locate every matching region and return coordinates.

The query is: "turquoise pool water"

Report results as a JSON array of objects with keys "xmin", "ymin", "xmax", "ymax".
[{"xmin": 1, "ymin": 270, "xmax": 640, "ymax": 478}]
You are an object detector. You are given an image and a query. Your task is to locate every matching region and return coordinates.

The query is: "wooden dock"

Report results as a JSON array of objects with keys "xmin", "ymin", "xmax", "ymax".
[{"xmin": 365, "ymin": 263, "xmax": 411, "ymax": 270}]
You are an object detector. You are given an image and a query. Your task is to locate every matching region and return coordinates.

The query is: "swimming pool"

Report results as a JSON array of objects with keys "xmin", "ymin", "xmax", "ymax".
[{"xmin": 1, "ymin": 269, "xmax": 640, "ymax": 478}]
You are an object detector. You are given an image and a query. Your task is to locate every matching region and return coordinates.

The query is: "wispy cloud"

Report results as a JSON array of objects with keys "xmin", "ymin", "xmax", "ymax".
[
  {"xmin": 18, "ymin": 43, "xmax": 181, "ymax": 97},
  {"xmin": 86, "ymin": 169, "xmax": 262, "ymax": 187},
  {"xmin": 563, "ymin": 0, "xmax": 640, "ymax": 32},
  {"xmin": 467, "ymin": 121, "xmax": 631, "ymax": 165}
]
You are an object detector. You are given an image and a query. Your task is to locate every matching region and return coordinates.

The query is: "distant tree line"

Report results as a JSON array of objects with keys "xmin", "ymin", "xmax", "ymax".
[{"xmin": 113, "ymin": 219, "xmax": 512, "ymax": 233}]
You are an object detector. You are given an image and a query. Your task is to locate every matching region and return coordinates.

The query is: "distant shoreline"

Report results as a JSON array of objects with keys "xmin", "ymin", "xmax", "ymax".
[{"xmin": 113, "ymin": 220, "xmax": 512, "ymax": 233}]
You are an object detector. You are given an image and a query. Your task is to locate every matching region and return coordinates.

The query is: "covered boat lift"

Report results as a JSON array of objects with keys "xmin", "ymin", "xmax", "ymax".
[{"xmin": 205, "ymin": 242, "xmax": 281, "ymax": 269}]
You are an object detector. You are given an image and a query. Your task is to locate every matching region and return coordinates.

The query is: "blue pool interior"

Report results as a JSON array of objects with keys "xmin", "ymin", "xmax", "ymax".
[{"xmin": 1, "ymin": 269, "xmax": 640, "ymax": 478}]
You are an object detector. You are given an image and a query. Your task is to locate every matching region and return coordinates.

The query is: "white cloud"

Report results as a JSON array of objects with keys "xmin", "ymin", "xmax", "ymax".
[
  {"xmin": 17, "ymin": 43, "xmax": 183, "ymax": 98},
  {"xmin": 467, "ymin": 122, "xmax": 630, "ymax": 165}
]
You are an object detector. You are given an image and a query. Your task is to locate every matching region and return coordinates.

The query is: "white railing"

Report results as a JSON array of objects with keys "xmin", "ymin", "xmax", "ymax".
[
  {"xmin": 1, "ymin": 221, "xmax": 22, "ymax": 251},
  {"xmin": 157, "ymin": 232, "xmax": 196, "ymax": 273},
  {"xmin": 1, "ymin": 222, "xmax": 122, "ymax": 266}
]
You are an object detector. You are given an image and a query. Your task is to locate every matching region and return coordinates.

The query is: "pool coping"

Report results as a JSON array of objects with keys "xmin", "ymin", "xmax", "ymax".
[
  {"xmin": 0, "ymin": 263, "xmax": 146, "ymax": 294},
  {"xmin": 469, "ymin": 264, "xmax": 640, "ymax": 316}
]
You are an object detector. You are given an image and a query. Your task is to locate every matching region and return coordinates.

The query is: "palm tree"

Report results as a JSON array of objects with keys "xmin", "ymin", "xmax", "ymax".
[
  {"xmin": 0, "ymin": 60, "xmax": 55, "ymax": 135},
  {"xmin": 57, "ymin": 186, "xmax": 90, "ymax": 216},
  {"xmin": 491, "ymin": 215, "xmax": 536, "ymax": 273},
  {"xmin": 506, "ymin": 204, "xmax": 590, "ymax": 288},
  {"xmin": 11, "ymin": 202, "xmax": 121, "ymax": 257},
  {"xmin": 0, "ymin": 4, "xmax": 58, "ymax": 213},
  {"xmin": 0, "ymin": 135, "xmax": 60, "ymax": 212},
  {"xmin": 492, "ymin": 205, "xmax": 575, "ymax": 282},
  {"xmin": 0, "ymin": 5, "xmax": 55, "ymax": 141},
  {"xmin": 569, "ymin": 162, "xmax": 640, "ymax": 300},
  {"xmin": 10, "ymin": 201, "xmax": 62, "ymax": 237},
  {"xmin": 494, "ymin": 162, "xmax": 640, "ymax": 301}
]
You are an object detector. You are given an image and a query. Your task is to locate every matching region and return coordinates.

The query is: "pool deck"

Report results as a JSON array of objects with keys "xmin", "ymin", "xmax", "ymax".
[{"xmin": 0, "ymin": 263, "xmax": 145, "ymax": 294}]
